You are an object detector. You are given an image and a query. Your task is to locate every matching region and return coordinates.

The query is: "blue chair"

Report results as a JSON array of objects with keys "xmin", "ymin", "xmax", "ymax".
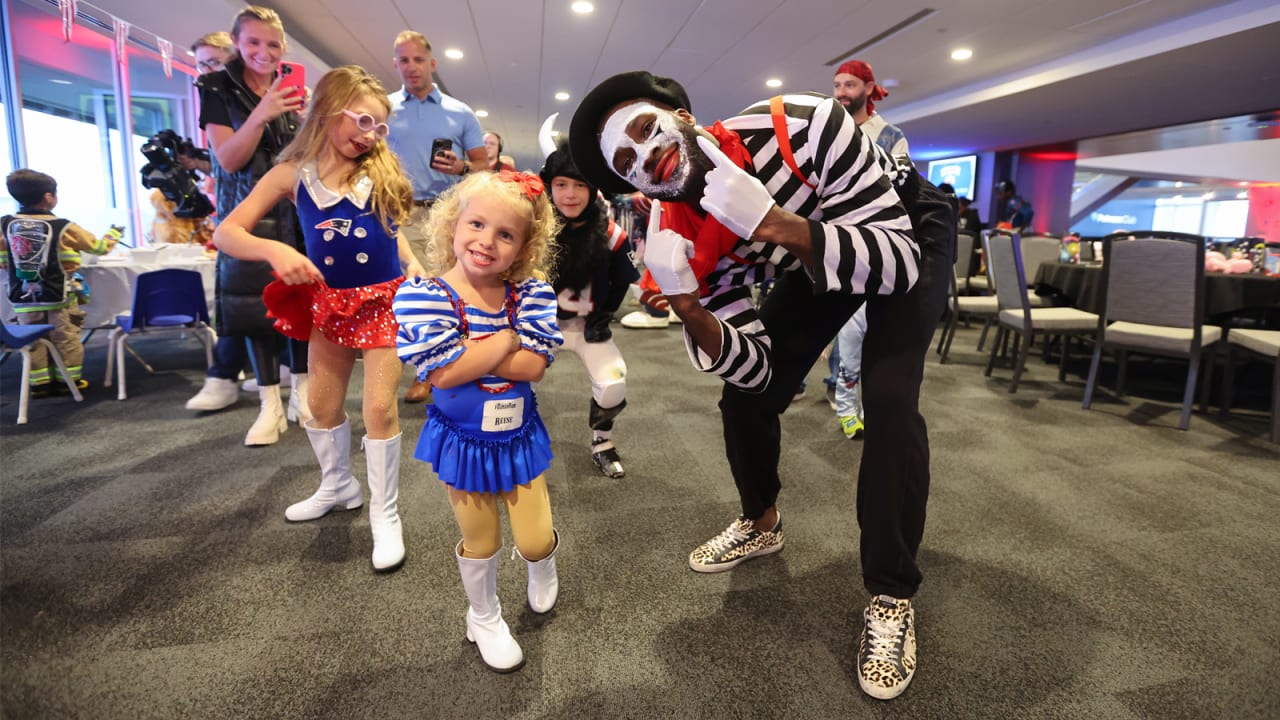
[
  {"xmin": 1, "ymin": 322, "xmax": 85, "ymax": 424},
  {"xmin": 103, "ymin": 269, "xmax": 216, "ymax": 400}
]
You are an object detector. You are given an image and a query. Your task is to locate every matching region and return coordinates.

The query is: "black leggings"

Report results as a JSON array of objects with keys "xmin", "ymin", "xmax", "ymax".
[{"xmin": 246, "ymin": 334, "xmax": 308, "ymax": 386}]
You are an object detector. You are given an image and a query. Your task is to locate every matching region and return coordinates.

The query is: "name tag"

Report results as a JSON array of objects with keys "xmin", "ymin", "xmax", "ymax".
[{"xmin": 481, "ymin": 397, "xmax": 524, "ymax": 432}]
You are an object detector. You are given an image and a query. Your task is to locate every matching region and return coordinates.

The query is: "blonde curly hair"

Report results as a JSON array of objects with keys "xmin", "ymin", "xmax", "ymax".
[{"xmin": 422, "ymin": 172, "xmax": 560, "ymax": 283}]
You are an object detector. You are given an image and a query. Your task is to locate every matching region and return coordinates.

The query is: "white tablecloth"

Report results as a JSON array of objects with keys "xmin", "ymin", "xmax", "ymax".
[{"xmin": 80, "ymin": 254, "xmax": 217, "ymax": 329}]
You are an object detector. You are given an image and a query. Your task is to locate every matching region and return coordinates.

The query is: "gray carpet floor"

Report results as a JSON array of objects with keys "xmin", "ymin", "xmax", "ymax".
[{"xmin": 2, "ymin": 307, "xmax": 1278, "ymax": 719}]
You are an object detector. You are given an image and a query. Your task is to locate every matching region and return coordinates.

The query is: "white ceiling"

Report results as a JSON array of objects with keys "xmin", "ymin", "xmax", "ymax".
[{"xmin": 77, "ymin": 0, "xmax": 1280, "ymax": 177}]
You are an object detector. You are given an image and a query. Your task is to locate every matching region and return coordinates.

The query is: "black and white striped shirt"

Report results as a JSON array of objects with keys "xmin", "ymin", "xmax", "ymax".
[{"xmin": 684, "ymin": 92, "xmax": 919, "ymax": 392}]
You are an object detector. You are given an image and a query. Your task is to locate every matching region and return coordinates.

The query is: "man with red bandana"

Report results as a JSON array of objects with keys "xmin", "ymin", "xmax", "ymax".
[
  {"xmin": 569, "ymin": 71, "xmax": 954, "ymax": 700},
  {"xmin": 828, "ymin": 59, "xmax": 911, "ymax": 440}
]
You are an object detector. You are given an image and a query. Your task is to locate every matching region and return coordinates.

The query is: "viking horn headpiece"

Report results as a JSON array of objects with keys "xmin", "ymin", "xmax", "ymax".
[{"xmin": 538, "ymin": 112, "xmax": 560, "ymax": 159}]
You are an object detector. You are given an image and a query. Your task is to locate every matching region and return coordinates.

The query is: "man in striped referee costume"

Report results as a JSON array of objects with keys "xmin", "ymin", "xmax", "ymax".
[{"xmin": 570, "ymin": 71, "xmax": 954, "ymax": 700}]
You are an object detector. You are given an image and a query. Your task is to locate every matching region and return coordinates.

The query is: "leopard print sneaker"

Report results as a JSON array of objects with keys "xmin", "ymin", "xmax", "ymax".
[
  {"xmin": 687, "ymin": 515, "xmax": 784, "ymax": 573},
  {"xmin": 857, "ymin": 595, "xmax": 916, "ymax": 700}
]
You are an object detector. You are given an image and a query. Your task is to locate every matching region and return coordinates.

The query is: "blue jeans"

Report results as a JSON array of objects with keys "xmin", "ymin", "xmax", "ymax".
[{"xmin": 835, "ymin": 305, "xmax": 867, "ymax": 419}]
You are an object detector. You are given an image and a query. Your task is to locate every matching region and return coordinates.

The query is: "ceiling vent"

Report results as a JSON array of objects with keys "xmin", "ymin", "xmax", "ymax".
[{"xmin": 826, "ymin": 8, "xmax": 937, "ymax": 66}]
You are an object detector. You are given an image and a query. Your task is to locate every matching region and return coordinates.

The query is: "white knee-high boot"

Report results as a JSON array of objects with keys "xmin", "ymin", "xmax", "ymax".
[
  {"xmin": 287, "ymin": 372, "xmax": 313, "ymax": 425},
  {"xmin": 515, "ymin": 529, "xmax": 560, "ymax": 614},
  {"xmin": 456, "ymin": 542, "xmax": 524, "ymax": 672},
  {"xmin": 244, "ymin": 384, "xmax": 287, "ymax": 446},
  {"xmin": 286, "ymin": 419, "xmax": 363, "ymax": 521},
  {"xmin": 363, "ymin": 434, "xmax": 405, "ymax": 572}
]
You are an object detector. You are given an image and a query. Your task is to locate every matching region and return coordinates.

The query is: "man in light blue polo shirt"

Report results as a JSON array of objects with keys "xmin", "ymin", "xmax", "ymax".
[{"xmin": 386, "ymin": 29, "xmax": 487, "ymax": 402}]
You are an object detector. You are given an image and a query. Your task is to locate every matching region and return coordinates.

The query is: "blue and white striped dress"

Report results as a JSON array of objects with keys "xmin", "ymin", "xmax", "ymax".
[{"xmin": 394, "ymin": 276, "xmax": 563, "ymax": 493}]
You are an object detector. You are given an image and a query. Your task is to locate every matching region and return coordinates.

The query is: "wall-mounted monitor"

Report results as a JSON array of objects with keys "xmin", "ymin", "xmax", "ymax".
[{"xmin": 927, "ymin": 155, "xmax": 977, "ymax": 200}]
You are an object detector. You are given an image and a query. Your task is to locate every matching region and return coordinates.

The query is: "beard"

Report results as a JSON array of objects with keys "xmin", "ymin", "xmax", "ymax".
[
  {"xmin": 637, "ymin": 121, "xmax": 714, "ymax": 204},
  {"xmin": 840, "ymin": 93, "xmax": 867, "ymax": 116}
]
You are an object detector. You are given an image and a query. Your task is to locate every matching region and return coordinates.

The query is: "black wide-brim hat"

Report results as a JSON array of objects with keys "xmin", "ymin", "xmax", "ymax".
[{"xmin": 568, "ymin": 71, "xmax": 692, "ymax": 195}]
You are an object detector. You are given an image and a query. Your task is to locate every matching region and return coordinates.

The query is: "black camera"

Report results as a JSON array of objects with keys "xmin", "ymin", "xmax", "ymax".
[{"xmin": 139, "ymin": 130, "xmax": 214, "ymax": 219}]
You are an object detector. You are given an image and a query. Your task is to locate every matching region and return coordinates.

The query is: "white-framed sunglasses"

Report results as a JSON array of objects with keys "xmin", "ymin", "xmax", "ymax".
[{"xmin": 342, "ymin": 109, "xmax": 390, "ymax": 139}]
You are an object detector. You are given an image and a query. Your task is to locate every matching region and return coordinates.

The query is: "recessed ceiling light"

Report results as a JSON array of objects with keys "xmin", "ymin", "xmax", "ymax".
[
  {"xmin": 571, "ymin": 1, "xmax": 594, "ymax": 13},
  {"xmin": 475, "ymin": 109, "xmax": 489, "ymax": 118},
  {"xmin": 950, "ymin": 48, "xmax": 972, "ymax": 61},
  {"xmin": 49, "ymin": 78, "xmax": 72, "ymax": 85},
  {"xmin": 555, "ymin": 91, "xmax": 570, "ymax": 101},
  {"xmin": 444, "ymin": 48, "xmax": 464, "ymax": 60},
  {"xmin": 1238, "ymin": 181, "xmax": 1249, "ymax": 186},
  {"xmin": 765, "ymin": 78, "xmax": 782, "ymax": 88}
]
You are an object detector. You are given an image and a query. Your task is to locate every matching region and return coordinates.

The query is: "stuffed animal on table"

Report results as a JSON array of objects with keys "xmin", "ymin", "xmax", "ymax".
[
  {"xmin": 1205, "ymin": 249, "xmax": 1253, "ymax": 274},
  {"xmin": 149, "ymin": 189, "xmax": 214, "ymax": 247}
]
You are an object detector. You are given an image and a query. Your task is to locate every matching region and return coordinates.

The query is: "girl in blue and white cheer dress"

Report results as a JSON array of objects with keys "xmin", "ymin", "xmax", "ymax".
[{"xmin": 394, "ymin": 170, "xmax": 563, "ymax": 673}]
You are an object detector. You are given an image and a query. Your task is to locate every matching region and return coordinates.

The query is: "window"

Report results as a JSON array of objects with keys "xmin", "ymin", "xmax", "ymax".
[
  {"xmin": 12, "ymin": 0, "xmax": 129, "ymax": 238},
  {"xmin": 1153, "ymin": 196, "xmax": 1204, "ymax": 235},
  {"xmin": 0, "ymin": 100, "xmax": 13, "ymax": 215},
  {"xmin": 1071, "ymin": 172, "xmax": 1257, "ymax": 239},
  {"xmin": 128, "ymin": 44, "xmax": 199, "ymax": 242},
  {"xmin": 1202, "ymin": 199, "xmax": 1248, "ymax": 238}
]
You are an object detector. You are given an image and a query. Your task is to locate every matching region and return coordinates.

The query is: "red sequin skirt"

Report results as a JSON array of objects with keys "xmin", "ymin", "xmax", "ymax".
[{"xmin": 263, "ymin": 276, "xmax": 404, "ymax": 349}]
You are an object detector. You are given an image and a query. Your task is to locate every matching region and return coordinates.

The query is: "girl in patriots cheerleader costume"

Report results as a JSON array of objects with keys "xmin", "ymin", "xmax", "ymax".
[
  {"xmin": 393, "ymin": 170, "xmax": 563, "ymax": 673},
  {"xmin": 214, "ymin": 66, "xmax": 423, "ymax": 573}
]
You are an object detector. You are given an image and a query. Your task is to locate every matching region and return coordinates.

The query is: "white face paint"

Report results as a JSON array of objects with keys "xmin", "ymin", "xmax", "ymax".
[{"xmin": 599, "ymin": 101, "xmax": 693, "ymax": 198}]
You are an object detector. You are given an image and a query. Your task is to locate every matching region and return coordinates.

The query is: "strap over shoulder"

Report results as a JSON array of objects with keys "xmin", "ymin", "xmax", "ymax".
[{"xmin": 768, "ymin": 95, "xmax": 817, "ymax": 191}]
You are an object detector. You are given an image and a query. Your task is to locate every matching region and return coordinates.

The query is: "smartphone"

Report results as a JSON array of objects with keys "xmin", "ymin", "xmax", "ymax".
[
  {"xmin": 431, "ymin": 138, "xmax": 453, "ymax": 158},
  {"xmin": 277, "ymin": 61, "xmax": 306, "ymax": 100}
]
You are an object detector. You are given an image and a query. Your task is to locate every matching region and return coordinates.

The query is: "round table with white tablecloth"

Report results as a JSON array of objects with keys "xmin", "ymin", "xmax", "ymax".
[{"xmin": 78, "ymin": 246, "xmax": 218, "ymax": 329}]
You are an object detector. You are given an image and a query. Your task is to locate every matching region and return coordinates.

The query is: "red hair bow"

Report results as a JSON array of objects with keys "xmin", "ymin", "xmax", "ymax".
[{"xmin": 497, "ymin": 170, "xmax": 544, "ymax": 199}]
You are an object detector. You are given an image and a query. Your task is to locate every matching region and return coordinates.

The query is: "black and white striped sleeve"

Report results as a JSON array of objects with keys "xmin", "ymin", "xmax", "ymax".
[
  {"xmin": 798, "ymin": 96, "xmax": 919, "ymax": 295},
  {"xmin": 682, "ymin": 271, "xmax": 771, "ymax": 391},
  {"xmin": 728, "ymin": 94, "xmax": 920, "ymax": 296}
]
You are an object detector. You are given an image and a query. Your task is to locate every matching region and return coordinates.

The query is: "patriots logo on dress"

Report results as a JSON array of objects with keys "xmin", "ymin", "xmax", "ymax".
[{"xmin": 315, "ymin": 218, "xmax": 353, "ymax": 236}]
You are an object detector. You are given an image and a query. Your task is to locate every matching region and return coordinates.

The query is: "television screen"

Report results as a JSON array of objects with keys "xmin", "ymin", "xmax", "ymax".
[{"xmin": 927, "ymin": 155, "xmax": 977, "ymax": 200}]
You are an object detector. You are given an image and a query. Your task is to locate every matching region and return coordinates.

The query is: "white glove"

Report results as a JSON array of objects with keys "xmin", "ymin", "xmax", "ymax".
[
  {"xmin": 696, "ymin": 135, "xmax": 775, "ymax": 240},
  {"xmin": 643, "ymin": 200, "xmax": 699, "ymax": 296}
]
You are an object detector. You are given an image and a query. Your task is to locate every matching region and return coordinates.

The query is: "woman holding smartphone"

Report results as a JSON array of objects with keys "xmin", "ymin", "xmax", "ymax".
[{"xmin": 194, "ymin": 5, "xmax": 309, "ymax": 446}]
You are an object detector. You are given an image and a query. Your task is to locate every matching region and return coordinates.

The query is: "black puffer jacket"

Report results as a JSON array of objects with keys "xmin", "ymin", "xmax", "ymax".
[{"xmin": 197, "ymin": 57, "xmax": 302, "ymax": 336}]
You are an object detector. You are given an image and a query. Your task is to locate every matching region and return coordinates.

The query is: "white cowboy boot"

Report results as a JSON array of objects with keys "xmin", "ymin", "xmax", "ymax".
[
  {"xmin": 287, "ymin": 372, "xmax": 313, "ymax": 425},
  {"xmin": 456, "ymin": 542, "xmax": 524, "ymax": 672},
  {"xmin": 363, "ymin": 434, "xmax": 405, "ymax": 572},
  {"xmin": 244, "ymin": 384, "xmax": 287, "ymax": 446},
  {"xmin": 286, "ymin": 418, "xmax": 363, "ymax": 522},
  {"xmin": 515, "ymin": 530, "xmax": 560, "ymax": 614}
]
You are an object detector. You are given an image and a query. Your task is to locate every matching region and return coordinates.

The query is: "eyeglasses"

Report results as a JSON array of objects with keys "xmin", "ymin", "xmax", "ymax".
[
  {"xmin": 342, "ymin": 109, "xmax": 389, "ymax": 139},
  {"xmin": 196, "ymin": 59, "xmax": 224, "ymax": 73}
]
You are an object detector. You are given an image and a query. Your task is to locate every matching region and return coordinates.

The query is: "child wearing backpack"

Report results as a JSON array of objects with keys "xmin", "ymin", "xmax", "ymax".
[{"xmin": 1, "ymin": 169, "xmax": 122, "ymax": 394}]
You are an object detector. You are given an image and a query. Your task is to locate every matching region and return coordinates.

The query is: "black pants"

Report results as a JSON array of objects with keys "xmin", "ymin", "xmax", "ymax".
[
  {"xmin": 209, "ymin": 333, "xmax": 308, "ymax": 383},
  {"xmin": 246, "ymin": 334, "xmax": 308, "ymax": 386},
  {"xmin": 720, "ymin": 179, "xmax": 955, "ymax": 599},
  {"xmin": 855, "ymin": 238, "xmax": 951, "ymax": 598}
]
